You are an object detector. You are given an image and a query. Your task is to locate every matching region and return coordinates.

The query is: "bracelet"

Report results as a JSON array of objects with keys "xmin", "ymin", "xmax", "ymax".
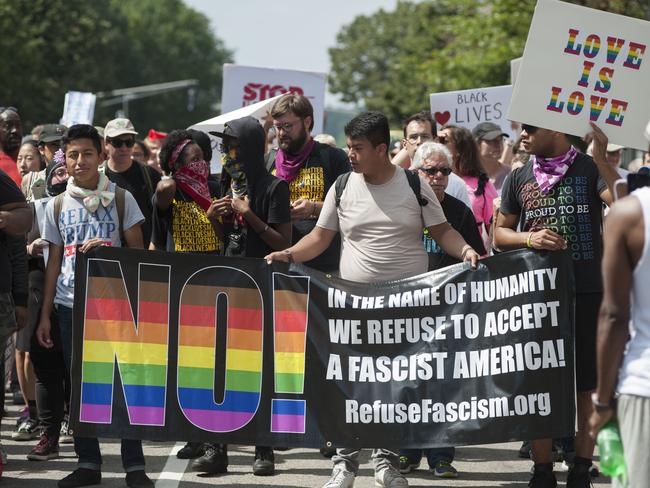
[
  {"xmin": 259, "ymin": 224, "xmax": 269, "ymax": 234},
  {"xmin": 310, "ymin": 201, "xmax": 317, "ymax": 219},
  {"xmin": 526, "ymin": 231, "xmax": 534, "ymax": 248},
  {"xmin": 461, "ymin": 245, "xmax": 472, "ymax": 260},
  {"xmin": 283, "ymin": 249, "xmax": 294, "ymax": 264},
  {"xmin": 591, "ymin": 393, "xmax": 616, "ymax": 413}
]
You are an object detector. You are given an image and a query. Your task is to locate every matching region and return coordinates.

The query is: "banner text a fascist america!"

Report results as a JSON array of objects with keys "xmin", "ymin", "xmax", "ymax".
[{"xmin": 70, "ymin": 248, "xmax": 575, "ymax": 448}]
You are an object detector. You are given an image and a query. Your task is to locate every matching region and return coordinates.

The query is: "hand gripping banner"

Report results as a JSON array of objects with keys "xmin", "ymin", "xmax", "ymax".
[{"xmin": 70, "ymin": 247, "xmax": 575, "ymax": 448}]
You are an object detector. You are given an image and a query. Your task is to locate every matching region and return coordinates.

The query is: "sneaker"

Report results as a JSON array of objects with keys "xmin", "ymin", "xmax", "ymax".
[
  {"xmin": 322, "ymin": 466, "xmax": 355, "ymax": 488},
  {"xmin": 176, "ymin": 441, "xmax": 204, "ymax": 459},
  {"xmin": 191, "ymin": 443, "xmax": 228, "ymax": 474},
  {"xmin": 58, "ymin": 468, "xmax": 101, "ymax": 488},
  {"xmin": 375, "ymin": 465, "xmax": 408, "ymax": 488},
  {"xmin": 432, "ymin": 460, "xmax": 458, "ymax": 478},
  {"xmin": 398, "ymin": 455, "xmax": 420, "ymax": 474},
  {"xmin": 566, "ymin": 464, "xmax": 593, "ymax": 488},
  {"xmin": 320, "ymin": 446, "xmax": 336, "ymax": 458},
  {"xmin": 27, "ymin": 432, "xmax": 60, "ymax": 461},
  {"xmin": 253, "ymin": 446, "xmax": 275, "ymax": 476},
  {"xmin": 16, "ymin": 406, "xmax": 29, "ymax": 427},
  {"xmin": 518, "ymin": 440, "xmax": 531, "ymax": 458},
  {"xmin": 13, "ymin": 417, "xmax": 40, "ymax": 441},
  {"xmin": 528, "ymin": 464, "xmax": 557, "ymax": 488},
  {"xmin": 60, "ymin": 416, "xmax": 73, "ymax": 444},
  {"xmin": 125, "ymin": 470, "xmax": 154, "ymax": 488}
]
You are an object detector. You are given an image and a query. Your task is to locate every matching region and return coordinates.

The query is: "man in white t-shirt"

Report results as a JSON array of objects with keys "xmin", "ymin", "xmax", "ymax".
[
  {"xmin": 266, "ymin": 111, "xmax": 479, "ymax": 488},
  {"xmin": 35, "ymin": 125, "xmax": 151, "ymax": 488}
]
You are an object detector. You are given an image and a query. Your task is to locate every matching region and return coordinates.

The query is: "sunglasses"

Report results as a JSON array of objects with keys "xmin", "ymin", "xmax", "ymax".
[
  {"xmin": 420, "ymin": 166, "xmax": 452, "ymax": 176},
  {"xmin": 108, "ymin": 138, "xmax": 135, "ymax": 148},
  {"xmin": 521, "ymin": 124, "xmax": 539, "ymax": 134}
]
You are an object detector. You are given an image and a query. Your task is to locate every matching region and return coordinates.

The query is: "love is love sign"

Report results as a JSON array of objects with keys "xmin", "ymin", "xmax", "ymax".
[
  {"xmin": 509, "ymin": 0, "xmax": 650, "ymax": 150},
  {"xmin": 429, "ymin": 85, "xmax": 517, "ymax": 139}
]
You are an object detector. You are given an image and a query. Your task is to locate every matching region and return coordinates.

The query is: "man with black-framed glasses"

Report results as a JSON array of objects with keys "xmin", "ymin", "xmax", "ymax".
[
  {"xmin": 0, "ymin": 106, "xmax": 25, "ymax": 186},
  {"xmin": 103, "ymin": 118, "xmax": 161, "ymax": 247}
]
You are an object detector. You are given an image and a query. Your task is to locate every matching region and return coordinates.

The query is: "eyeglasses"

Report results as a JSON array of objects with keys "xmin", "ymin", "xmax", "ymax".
[
  {"xmin": 420, "ymin": 166, "xmax": 452, "ymax": 176},
  {"xmin": 272, "ymin": 121, "xmax": 298, "ymax": 133},
  {"xmin": 521, "ymin": 124, "xmax": 539, "ymax": 134},
  {"xmin": 108, "ymin": 137, "xmax": 135, "ymax": 148},
  {"xmin": 406, "ymin": 133, "xmax": 433, "ymax": 143}
]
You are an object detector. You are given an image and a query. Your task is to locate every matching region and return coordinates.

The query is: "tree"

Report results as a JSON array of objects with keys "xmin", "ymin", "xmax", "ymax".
[
  {"xmin": 0, "ymin": 0, "xmax": 232, "ymax": 132},
  {"xmin": 328, "ymin": 0, "xmax": 649, "ymax": 126}
]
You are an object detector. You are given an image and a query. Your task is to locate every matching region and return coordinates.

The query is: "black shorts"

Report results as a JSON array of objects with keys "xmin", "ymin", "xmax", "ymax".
[{"xmin": 574, "ymin": 292, "xmax": 602, "ymax": 392}]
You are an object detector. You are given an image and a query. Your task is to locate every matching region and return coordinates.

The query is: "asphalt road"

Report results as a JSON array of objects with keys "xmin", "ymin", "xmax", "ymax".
[{"xmin": 2, "ymin": 397, "xmax": 611, "ymax": 487}]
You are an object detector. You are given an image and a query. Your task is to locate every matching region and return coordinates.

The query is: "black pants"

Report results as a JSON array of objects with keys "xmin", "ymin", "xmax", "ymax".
[{"xmin": 30, "ymin": 308, "xmax": 69, "ymax": 437}]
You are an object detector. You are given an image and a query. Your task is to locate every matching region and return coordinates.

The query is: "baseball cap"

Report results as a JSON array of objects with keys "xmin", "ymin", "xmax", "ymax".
[
  {"xmin": 104, "ymin": 118, "xmax": 138, "ymax": 138},
  {"xmin": 208, "ymin": 124, "xmax": 238, "ymax": 140},
  {"xmin": 39, "ymin": 124, "xmax": 67, "ymax": 144},
  {"xmin": 606, "ymin": 143, "xmax": 624, "ymax": 152},
  {"xmin": 472, "ymin": 122, "xmax": 509, "ymax": 141}
]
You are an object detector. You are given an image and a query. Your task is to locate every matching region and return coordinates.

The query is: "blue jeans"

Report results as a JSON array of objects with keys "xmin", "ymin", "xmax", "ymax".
[
  {"xmin": 399, "ymin": 447, "xmax": 455, "ymax": 469},
  {"xmin": 57, "ymin": 304, "xmax": 145, "ymax": 472}
]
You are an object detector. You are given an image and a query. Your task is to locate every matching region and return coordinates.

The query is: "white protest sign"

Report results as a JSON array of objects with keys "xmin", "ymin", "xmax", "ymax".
[
  {"xmin": 221, "ymin": 64, "xmax": 327, "ymax": 134},
  {"xmin": 60, "ymin": 91, "xmax": 96, "ymax": 126},
  {"xmin": 429, "ymin": 85, "xmax": 518, "ymax": 139},
  {"xmin": 508, "ymin": 0, "xmax": 650, "ymax": 150},
  {"xmin": 511, "ymin": 57, "xmax": 523, "ymax": 85}
]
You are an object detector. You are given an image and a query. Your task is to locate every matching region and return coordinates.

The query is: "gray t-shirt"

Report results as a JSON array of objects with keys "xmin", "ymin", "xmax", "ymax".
[
  {"xmin": 317, "ymin": 167, "xmax": 446, "ymax": 283},
  {"xmin": 42, "ymin": 182, "xmax": 144, "ymax": 308}
]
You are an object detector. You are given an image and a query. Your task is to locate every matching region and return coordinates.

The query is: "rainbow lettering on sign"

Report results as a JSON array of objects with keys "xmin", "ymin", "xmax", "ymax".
[
  {"xmin": 80, "ymin": 260, "xmax": 170, "ymax": 425},
  {"xmin": 177, "ymin": 267, "xmax": 263, "ymax": 432},
  {"xmin": 271, "ymin": 273, "xmax": 310, "ymax": 433}
]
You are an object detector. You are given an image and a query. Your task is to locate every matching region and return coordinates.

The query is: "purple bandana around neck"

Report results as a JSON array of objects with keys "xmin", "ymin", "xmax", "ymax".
[
  {"xmin": 274, "ymin": 138, "xmax": 316, "ymax": 182},
  {"xmin": 532, "ymin": 146, "xmax": 578, "ymax": 194}
]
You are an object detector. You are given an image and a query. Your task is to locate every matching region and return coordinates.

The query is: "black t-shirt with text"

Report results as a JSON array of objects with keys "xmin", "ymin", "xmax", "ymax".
[
  {"xmin": 500, "ymin": 153, "xmax": 607, "ymax": 293},
  {"xmin": 105, "ymin": 161, "xmax": 161, "ymax": 247},
  {"xmin": 151, "ymin": 180, "xmax": 222, "ymax": 253},
  {"xmin": 269, "ymin": 141, "xmax": 350, "ymax": 271}
]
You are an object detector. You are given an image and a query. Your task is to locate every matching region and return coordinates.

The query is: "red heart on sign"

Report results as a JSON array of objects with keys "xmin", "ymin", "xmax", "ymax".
[{"xmin": 434, "ymin": 111, "xmax": 451, "ymax": 126}]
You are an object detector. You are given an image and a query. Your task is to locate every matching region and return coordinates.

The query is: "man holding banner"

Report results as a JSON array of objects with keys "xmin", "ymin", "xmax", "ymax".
[
  {"xmin": 495, "ymin": 122, "xmax": 618, "ymax": 488},
  {"xmin": 266, "ymin": 111, "xmax": 479, "ymax": 488}
]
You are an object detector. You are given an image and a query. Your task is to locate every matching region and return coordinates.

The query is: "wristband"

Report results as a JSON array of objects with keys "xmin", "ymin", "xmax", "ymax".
[
  {"xmin": 310, "ymin": 201, "xmax": 317, "ymax": 219},
  {"xmin": 461, "ymin": 245, "xmax": 472, "ymax": 260},
  {"xmin": 526, "ymin": 232, "xmax": 534, "ymax": 248},
  {"xmin": 283, "ymin": 249, "xmax": 294, "ymax": 264},
  {"xmin": 591, "ymin": 393, "xmax": 616, "ymax": 413}
]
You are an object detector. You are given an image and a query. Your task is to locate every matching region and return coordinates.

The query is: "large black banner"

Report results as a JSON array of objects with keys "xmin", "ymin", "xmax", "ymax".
[{"xmin": 71, "ymin": 248, "xmax": 575, "ymax": 448}]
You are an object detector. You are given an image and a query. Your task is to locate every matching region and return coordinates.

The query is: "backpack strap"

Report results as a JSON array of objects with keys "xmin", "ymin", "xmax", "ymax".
[
  {"xmin": 54, "ymin": 193, "xmax": 65, "ymax": 233},
  {"xmin": 334, "ymin": 172, "xmax": 352, "ymax": 207},
  {"xmin": 138, "ymin": 162, "xmax": 154, "ymax": 199},
  {"xmin": 115, "ymin": 187, "xmax": 126, "ymax": 246},
  {"xmin": 265, "ymin": 149, "xmax": 278, "ymax": 173},
  {"xmin": 404, "ymin": 169, "xmax": 428, "ymax": 206}
]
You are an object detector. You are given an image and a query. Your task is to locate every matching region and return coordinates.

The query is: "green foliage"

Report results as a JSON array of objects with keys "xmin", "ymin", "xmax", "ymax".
[
  {"xmin": 0, "ymin": 0, "xmax": 231, "ymax": 132},
  {"xmin": 328, "ymin": 0, "xmax": 649, "ymax": 126}
]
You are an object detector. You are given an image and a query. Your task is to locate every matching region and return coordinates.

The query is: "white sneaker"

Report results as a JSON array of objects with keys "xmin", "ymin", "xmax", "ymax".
[
  {"xmin": 323, "ymin": 466, "xmax": 355, "ymax": 488},
  {"xmin": 375, "ymin": 465, "xmax": 408, "ymax": 488}
]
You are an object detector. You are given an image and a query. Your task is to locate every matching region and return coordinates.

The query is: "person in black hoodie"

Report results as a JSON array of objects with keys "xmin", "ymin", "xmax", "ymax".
[
  {"xmin": 189, "ymin": 116, "xmax": 290, "ymax": 477},
  {"xmin": 212, "ymin": 116, "xmax": 292, "ymax": 259}
]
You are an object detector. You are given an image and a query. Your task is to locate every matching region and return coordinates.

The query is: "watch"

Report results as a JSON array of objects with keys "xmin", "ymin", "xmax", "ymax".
[
  {"xmin": 283, "ymin": 249, "xmax": 294, "ymax": 264},
  {"xmin": 591, "ymin": 393, "xmax": 615, "ymax": 413}
]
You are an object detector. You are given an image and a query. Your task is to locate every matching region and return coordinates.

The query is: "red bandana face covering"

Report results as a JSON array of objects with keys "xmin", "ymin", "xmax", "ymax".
[{"xmin": 174, "ymin": 160, "xmax": 212, "ymax": 211}]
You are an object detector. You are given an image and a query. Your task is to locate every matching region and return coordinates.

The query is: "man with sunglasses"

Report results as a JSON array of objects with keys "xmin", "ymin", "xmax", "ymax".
[
  {"xmin": 0, "ymin": 106, "xmax": 25, "ymax": 186},
  {"xmin": 494, "ymin": 122, "xmax": 619, "ymax": 488},
  {"xmin": 103, "ymin": 118, "xmax": 161, "ymax": 247}
]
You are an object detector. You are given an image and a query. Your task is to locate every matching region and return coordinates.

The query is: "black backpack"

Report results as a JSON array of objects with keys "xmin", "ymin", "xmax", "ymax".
[{"xmin": 334, "ymin": 169, "xmax": 428, "ymax": 207}]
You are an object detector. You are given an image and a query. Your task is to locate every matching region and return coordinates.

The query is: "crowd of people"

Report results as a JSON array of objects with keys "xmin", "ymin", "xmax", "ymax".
[{"xmin": 0, "ymin": 92, "xmax": 649, "ymax": 488}]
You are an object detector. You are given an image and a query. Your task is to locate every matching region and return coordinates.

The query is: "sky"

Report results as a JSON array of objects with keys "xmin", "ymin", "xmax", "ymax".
[{"xmin": 184, "ymin": 0, "xmax": 400, "ymax": 107}]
